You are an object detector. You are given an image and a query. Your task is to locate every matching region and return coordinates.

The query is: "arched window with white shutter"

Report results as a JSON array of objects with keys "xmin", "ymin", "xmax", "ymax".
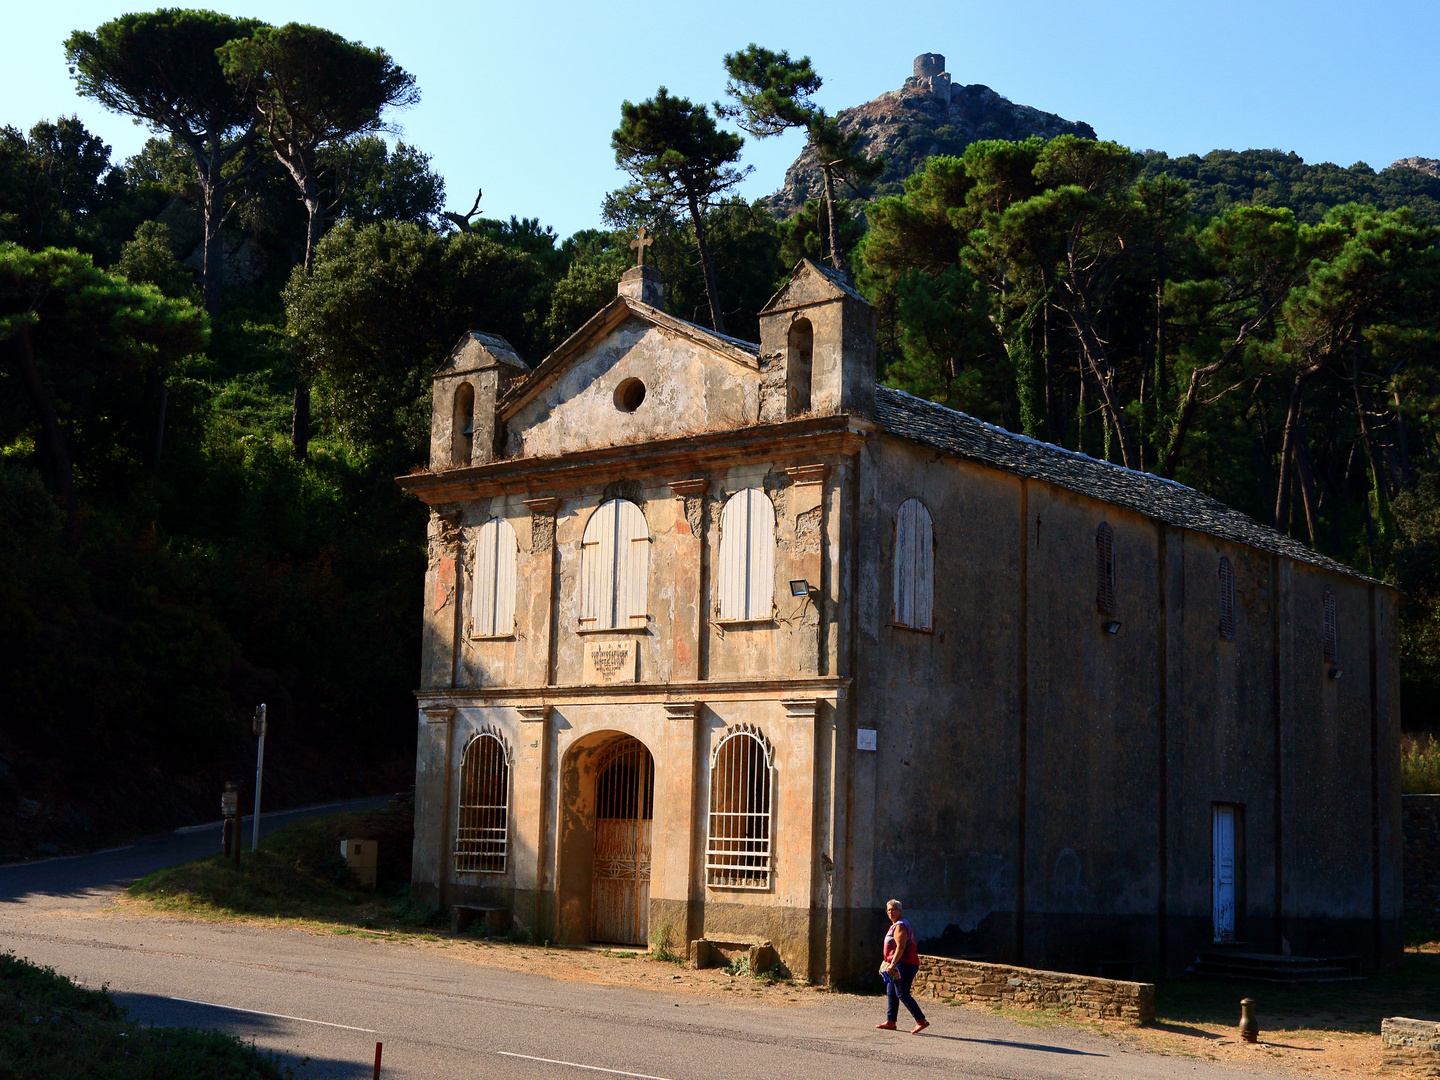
[
  {"xmin": 472, "ymin": 517, "xmax": 518, "ymax": 637},
  {"xmin": 718, "ymin": 488, "xmax": 775, "ymax": 621},
  {"xmin": 580, "ymin": 499, "xmax": 650, "ymax": 629},
  {"xmin": 892, "ymin": 498, "xmax": 933, "ymax": 631}
]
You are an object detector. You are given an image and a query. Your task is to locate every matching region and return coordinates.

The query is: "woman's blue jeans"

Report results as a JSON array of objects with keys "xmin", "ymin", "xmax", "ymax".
[{"xmin": 885, "ymin": 961, "xmax": 925, "ymax": 1023}]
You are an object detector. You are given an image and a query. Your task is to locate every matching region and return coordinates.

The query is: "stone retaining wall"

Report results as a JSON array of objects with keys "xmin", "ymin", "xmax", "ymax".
[
  {"xmin": 1381, "ymin": 1016, "xmax": 1440, "ymax": 1070},
  {"xmin": 1405, "ymin": 795, "xmax": 1440, "ymax": 935},
  {"xmin": 915, "ymin": 955, "xmax": 1155, "ymax": 1023}
]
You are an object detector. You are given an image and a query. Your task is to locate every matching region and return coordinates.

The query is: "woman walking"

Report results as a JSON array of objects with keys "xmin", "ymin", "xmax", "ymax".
[{"xmin": 876, "ymin": 899, "xmax": 929, "ymax": 1033}]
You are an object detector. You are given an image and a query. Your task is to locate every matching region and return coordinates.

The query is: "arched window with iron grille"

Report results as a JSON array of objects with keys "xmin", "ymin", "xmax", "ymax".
[
  {"xmin": 1096, "ymin": 522, "xmax": 1116, "ymax": 616},
  {"xmin": 1218, "ymin": 556, "xmax": 1236, "ymax": 641},
  {"xmin": 706, "ymin": 725, "xmax": 774, "ymax": 889},
  {"xmin": 1323, "ymin": 586, "xmax": 1338, "ymax": 664},
  {"xmin": 456, "ymin": 729, "xmax": 510, "ymax": 873}
]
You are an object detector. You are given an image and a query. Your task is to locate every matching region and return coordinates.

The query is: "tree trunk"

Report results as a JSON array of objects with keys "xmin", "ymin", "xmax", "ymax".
[
  {"xmin": 1161, "ymin": 314, "xmax": 1265, "ymax": 477},
  {"xmin": 200, "ymin": 156, "xmax": 226, "ymax": 317},
  {"xmin": 290, "ymin": 174, "xmax": 325, "ymax": 461},
  {"xmin": 820, "ymin": 164, "xmax": 847, "ymax": 277},
  {"xmin": 1293, "ymin": 432, "xmax": 1321, "ymax": 548},
  {"xmin": 686, "ymin": 189, "xmax": 726, "ymax": 335},
  {"xmin": 1273, "ymin": 365, "xmax": 1320, "ymax": 530},
  {"xmin": 1350, "ymin": 351, "xmax": 1391, "ymax": 540},
  {"xmin": 9, "ymin": 322, "xmax": 79, "ymax": 533}
]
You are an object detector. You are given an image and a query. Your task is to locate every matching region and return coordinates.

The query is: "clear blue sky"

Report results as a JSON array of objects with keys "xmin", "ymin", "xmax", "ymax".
[{"xmin": 5, "ymin": 0, "xmax": 1439, "ymax": 238}]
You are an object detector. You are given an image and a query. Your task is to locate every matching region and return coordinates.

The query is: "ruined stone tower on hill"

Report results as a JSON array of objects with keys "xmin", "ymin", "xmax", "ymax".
[{"xmin": 767, "ymin": 53, "xmax": 1095, "ymax": 215}]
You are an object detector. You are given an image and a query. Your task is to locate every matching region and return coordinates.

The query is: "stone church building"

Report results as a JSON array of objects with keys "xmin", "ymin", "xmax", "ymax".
[{"xmin": 397, "ymin": 255, "xmax": 1403, "ymax": 983}]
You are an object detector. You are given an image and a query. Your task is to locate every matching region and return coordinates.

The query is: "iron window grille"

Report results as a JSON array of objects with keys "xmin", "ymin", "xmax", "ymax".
[
  {"xmin": 1096, "ymin": 522, "xmax": 1116, "ymax": 616},
  {"xmin": 1218, "ymin": 556, "xmax": 1236, "ymax": 641},
  {"xmin": 455, "ymin": 728, "xmax": 510, "ymax": 873},
  {"xmin": 706, "ymin": 725, "xmax": 774, "ymax": 889},
  {"xmin": 1323, "ymin": 586, "xmax": 1338, "ymax": 664}
]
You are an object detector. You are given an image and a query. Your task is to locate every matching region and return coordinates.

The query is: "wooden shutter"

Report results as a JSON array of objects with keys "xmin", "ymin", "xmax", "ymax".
[
  {"xmin": 615, "ymin": 499, "xmax": 650, "ymax": 624},
  {"xmin": 893, "ymin": 498, "xmax": 933, "ymax": 630},
  {"xmin": 472, "ymin": 518, "xmax": 517, "ymax": 636},
  {"xmin": 580, "ymin": 500, "xmax": 614, "ymax": 625},
  {"xmin": 719, "ymin": 488, "xmax": 775, "ymax": 621},
  {"xmin": 1323, "ymin": 586, "xmax": 1338, "ymax": 663},
  {"xmin": 1218, "ymin": 556, "xmax": 1235, "ymax": 641},
  {"xmin": 1096, "ymin": 522, "xmax": 1116, "ymax": 615}
]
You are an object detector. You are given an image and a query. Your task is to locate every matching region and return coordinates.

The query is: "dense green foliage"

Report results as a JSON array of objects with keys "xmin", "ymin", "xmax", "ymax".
[
  {"xmin": 1143, "ymin": 149, "xmax": 1440, "ymax": 226},
  {"xmin": 0, "ymin": 952, "xmax": 291, "ymax": 1078}
]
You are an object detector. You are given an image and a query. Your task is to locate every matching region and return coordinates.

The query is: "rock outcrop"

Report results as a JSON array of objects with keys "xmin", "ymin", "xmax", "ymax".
[
  {"xmin": 1390, "ymin": 156, "xmax": 1440, "ymax": 179},
  {"xmin": 767, "ymin": 53, "xmax": 1095, "ymax": 215}
]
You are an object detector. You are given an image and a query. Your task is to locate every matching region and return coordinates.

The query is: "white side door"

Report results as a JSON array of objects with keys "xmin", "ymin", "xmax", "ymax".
[{"xmin": 1212, "ymin": 805, "xmax": 1236, "ymax": 942}]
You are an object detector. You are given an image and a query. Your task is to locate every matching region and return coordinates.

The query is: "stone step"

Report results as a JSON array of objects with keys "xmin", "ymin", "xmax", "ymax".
[{"xmin": 1192, "ymin": 951, "xmax": 1364, "ymax": 984}]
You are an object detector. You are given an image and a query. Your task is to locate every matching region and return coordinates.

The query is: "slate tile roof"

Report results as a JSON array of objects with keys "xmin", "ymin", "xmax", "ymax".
[{"xmin": 874, "ymin": 384, "xmax": 1379, "ymax": 584}]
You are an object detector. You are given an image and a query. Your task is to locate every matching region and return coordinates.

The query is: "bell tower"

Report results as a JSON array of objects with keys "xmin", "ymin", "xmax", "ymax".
[
  {"xmin": 429, "ymin": 332, "xmax": 529, "ymax": 469},
  {"xmin": 757, "ymin": 259, "xmax": 876, "ymax": 423}
]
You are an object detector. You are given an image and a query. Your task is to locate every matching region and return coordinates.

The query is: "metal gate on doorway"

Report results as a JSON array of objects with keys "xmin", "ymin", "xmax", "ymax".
[{"xmin": 591, "ymin": 736, "xmax": 654, "ymax": 945}]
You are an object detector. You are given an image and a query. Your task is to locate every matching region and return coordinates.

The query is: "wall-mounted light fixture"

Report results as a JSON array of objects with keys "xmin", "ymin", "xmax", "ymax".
[
  {"xmin": 789, "ymin": 579, "xmax": 811, "ymax": 598},
  {"xmin": 1328, "ymin": 665, "xmax": 1344, "ymax": 680},
  {"xmin": 1103, "ymin": 620, "xmax": 1122, "ymax": 635}
]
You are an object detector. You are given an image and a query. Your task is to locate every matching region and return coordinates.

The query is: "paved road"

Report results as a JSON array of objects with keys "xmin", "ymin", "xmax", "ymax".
[{"xmin": 0, "ymin": 805, "xmax": 1272, "ymax": 1080}]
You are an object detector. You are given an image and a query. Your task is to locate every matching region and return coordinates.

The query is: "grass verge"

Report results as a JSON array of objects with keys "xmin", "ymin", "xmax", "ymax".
[
  {"xmin": 0, "ymin": 952, "xmax": 291, "ymax": 1079},
  {"xmin": 125, "ymin": 798, "xmax": 444, "ymax": 933}
]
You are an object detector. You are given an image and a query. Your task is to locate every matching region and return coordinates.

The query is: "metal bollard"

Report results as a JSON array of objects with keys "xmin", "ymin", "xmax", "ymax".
[{"xmin": 1239, "ymin": 997, "xmax": 1259, "ymax": 1043}]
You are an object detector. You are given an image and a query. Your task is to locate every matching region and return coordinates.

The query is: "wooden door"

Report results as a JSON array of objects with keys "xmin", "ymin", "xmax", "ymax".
[
  {"xmin": 591, "ymin": 736, "xmax": 654, "ymax": 945},
  {"xmin": 1212, "ymin": 805, "xmax": 1236, "ymax": 942}
]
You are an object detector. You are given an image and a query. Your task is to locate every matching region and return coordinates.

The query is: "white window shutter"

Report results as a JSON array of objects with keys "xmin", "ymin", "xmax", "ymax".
[
  {"xmin": 745, "ymin": 489, "xmax": 774, "ymax": 620},
  {"xmin": 719, "ymin": 488, "xmax": 775, "ymax": 621},
  {"xmin": 580, "ymin": 500, "xmax": 615, "ymax": 624},
  {"xmin": 616, "ymin": 499, "xmax": 649, "ymax": 622},
  {"xmin": 719, "ymin": 494, "xmax": 744, "ymax": 620},
  {"xmin": 894, "ymin": 499, "xmax": 933, "ymax": 630},
  {"xmin": 472, "ymin": 518, "xmax": 517, "ymax": 636}
]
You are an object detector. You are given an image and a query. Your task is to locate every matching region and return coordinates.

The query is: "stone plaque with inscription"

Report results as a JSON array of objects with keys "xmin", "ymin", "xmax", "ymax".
[{"xmin": 583, "ymin": 639, "xmax": 639, "ymax": 684}]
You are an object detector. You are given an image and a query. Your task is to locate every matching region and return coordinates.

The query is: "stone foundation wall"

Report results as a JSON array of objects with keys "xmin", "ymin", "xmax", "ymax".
[
  {"xmin": 1405, "ymin": 795, "xmax": 1440, "ymax": 934},
  {"xmin": 915, "ymin": 955, "xmax": 1155, "ymax": 1023}
]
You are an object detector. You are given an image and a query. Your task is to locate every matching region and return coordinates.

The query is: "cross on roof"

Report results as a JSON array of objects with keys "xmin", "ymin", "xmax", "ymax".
[{"xmin": 629, "ymin": 226, "xmax": 654, "ymax": 268}]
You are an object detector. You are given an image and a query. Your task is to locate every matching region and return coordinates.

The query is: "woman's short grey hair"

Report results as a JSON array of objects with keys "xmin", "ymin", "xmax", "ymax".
[{"xmin": 886, "ymin": 899, "xmax": 902, "ymax": 911}]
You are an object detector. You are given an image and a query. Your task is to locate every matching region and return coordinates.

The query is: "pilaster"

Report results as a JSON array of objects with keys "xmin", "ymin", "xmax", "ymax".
[
  {"xmin": 511, "ymin": 703, "xmax": 551, "ymax": 931},
  {"xmin": 524, "ymin": 497, "xmax": 560, "ymax": 687},
  {"xmin": 669, "ymin": 479, "xmax": 709, "ymax": 682},
  {"xmin": 657, "ymin": 701, "xmax": 703, "ymax": 949}
]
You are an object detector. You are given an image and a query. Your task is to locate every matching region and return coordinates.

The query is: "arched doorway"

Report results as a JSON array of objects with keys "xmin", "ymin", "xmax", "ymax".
[{"xmin": 590, "ymin": 735, "xmax": 654, "ymax": 945}]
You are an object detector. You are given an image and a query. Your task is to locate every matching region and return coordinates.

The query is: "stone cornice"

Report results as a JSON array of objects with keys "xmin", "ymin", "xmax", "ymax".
[
  {"xmin": 396, "ymin": 417, "xmax": 874, "ymax": 505},
  {"xmin": 414, "ymin": 676, "xmax": 849, "ymax": 710}
]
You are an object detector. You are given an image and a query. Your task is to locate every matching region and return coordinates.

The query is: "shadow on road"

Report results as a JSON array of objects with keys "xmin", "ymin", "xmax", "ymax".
[
  {"xmin": 116, "ymin": 990, "xmax": 379, "ymax": 1079},
  {"xmin": 0, "ymin": 797, "xmax": 393, "ymax": 905},
  {"xmin": 918, "ymin": 1033, "xmax": 1106, "ymax": 1056}
]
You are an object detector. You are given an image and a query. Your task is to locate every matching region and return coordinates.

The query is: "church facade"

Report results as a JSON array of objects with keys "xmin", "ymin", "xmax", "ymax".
[{"xmin": 398, "ymin": 257, "xmax": 1403, "ymax": 983}]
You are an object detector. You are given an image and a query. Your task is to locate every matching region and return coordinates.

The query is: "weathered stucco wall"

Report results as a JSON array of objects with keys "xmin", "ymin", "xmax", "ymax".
[{"xmin": 851, "ymin": 432, "xmax": 1402, "ymax": 977}]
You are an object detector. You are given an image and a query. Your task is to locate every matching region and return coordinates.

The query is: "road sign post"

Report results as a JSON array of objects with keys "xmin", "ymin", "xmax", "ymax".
[{"xmin": 252, "ymin": 704, "xmax": 267, "ymax": 852}]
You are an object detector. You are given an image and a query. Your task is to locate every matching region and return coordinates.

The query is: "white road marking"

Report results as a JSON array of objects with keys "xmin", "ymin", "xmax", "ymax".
[
  {"xmin": 497, "ymin": 1051, "xmax": 676, "ymax": 1080},
  {"xmin": 165, "ymin": 996, "xmax": 378, "ymax": 1033}
]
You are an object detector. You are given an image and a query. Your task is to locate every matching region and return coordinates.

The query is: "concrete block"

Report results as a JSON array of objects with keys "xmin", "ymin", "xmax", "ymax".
[{"xmin": 339, "ymin": 838, "xmax": 378, "ymax": 889}]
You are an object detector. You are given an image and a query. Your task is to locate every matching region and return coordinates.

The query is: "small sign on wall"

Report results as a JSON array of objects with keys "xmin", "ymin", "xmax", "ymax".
[
  {"xmin": 583, "ymin": 639, "xmax": 639, "ymax": 684},
  {"xmin": 857, "ymin": 728, "xmax": 877, "ymax": 751}
]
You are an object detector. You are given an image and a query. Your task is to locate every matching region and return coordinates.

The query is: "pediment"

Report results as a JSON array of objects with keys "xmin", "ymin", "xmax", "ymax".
[
  {"xmin": 435, "ymin": 331, "xmax": 529, "ymax": 378},
  {"xmin": 759, "ymin": 258, "xmax": 868, "ymax": 315},
  {"xmin": 499, "ymin": 299, "xmax": 762, "ymax": 460}
]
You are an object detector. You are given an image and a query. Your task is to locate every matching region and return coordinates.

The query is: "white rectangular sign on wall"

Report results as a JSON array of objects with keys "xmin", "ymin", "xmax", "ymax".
[{"xmin": 856, "ymin": 728, "xmax": 877, "ymax": 752}]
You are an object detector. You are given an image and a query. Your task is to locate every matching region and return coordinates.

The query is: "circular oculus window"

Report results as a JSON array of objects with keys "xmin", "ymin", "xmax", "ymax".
[{"xmin": 614, "ymin": 378, "xmax": 646, "ymax": 412}]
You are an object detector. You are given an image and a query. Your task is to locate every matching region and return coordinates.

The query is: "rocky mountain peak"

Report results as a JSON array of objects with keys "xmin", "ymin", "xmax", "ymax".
[
  {"xmin": 767, "ymin": 53, "xmax": 1095, "ymax": 215},
  {"xmin": 1390, "ymin": 157, "xmax": 1440, "ymax": 179}
]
